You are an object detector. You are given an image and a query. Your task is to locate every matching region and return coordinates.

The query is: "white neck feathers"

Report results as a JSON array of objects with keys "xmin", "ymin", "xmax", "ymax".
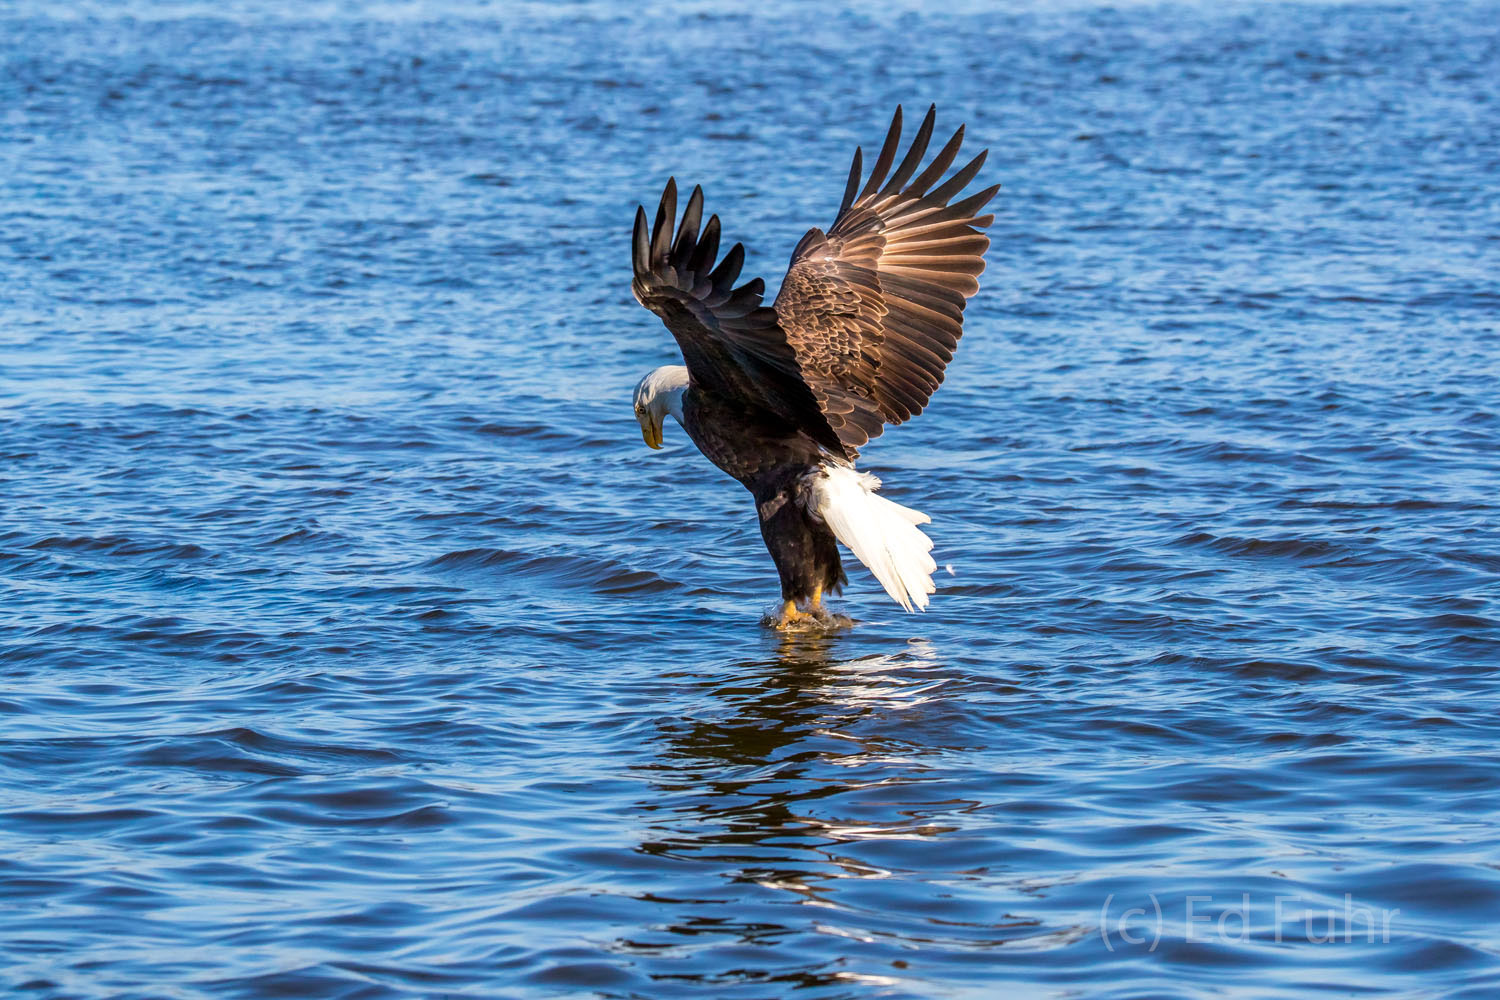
[{"xmin": 636, "ymin": 365, "xmax": 689, "ymax": 425}]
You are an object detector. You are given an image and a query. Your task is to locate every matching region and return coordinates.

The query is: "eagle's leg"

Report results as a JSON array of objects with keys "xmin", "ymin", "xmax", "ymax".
[
  {"xmin": 778, "ymin": 599, "xmax": 810, "ymax": 626},
  {"xmin": 755, "ymin": 470, "xmax": 846, "ymax": 629},
  {"xmin": 772, "ymin": 586, "xmax": 826, "ymax": 630}
]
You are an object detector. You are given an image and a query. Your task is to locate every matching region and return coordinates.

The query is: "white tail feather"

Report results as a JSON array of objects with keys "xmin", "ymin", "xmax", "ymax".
[{"xmin": 807, "ymin": 465, "xmax": 937, "ymax": 612}]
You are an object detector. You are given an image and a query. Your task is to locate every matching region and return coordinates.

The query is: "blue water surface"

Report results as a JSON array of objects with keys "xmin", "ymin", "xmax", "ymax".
[{"xmin": 2, "ymin": 2, "xmax": 1499, "ymax": 997}]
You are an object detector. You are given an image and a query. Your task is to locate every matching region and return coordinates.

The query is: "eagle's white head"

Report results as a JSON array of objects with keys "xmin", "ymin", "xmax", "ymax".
[{"xmin": 633, "ymin": 365, "xmax": 688, "ymax": 450}]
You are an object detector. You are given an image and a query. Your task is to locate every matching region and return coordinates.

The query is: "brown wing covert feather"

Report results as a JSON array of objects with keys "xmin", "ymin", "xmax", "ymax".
[{"xmin": 773, "ymin": 105, "xmax": 998, "ymax": 454}]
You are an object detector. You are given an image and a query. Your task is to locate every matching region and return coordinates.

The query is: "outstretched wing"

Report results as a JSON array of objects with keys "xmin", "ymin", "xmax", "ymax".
[
  {"xmin": 774, "ymin": 105, "xmax": 999, "ymax": 455},
  {"xmin": 631, "ymin": 179, "xmax": 845, "ymax": 455}
]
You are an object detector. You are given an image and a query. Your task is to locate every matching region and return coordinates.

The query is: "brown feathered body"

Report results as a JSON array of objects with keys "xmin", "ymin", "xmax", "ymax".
[
  {"xmin": 681, "ymin": 388, "xmax": 848, "ymax": 602},
  {"xmin": 631, "ymin": 106, "xmax": 997, "ymax": 607}
]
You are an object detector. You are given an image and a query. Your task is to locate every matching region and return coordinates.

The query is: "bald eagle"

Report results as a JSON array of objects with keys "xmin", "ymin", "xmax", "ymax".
[{"xmin": 630, "ymin": 106, "xmax": 997, "ymax": 627}]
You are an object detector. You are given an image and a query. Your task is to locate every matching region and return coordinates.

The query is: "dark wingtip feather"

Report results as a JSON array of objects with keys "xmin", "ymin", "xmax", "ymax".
[
  {"xmin": 650, "ymin": 178, "xmax": 677, "ymax": 263},
  {"xmin": 717, "ymin": 277, "xmax": 766, "ymax": 317},
  {"xmin": 687, "ymin": 213, "xmax": 721, "ymax": 274},
  {"xmin": 927, "ymin": 149, "xmax": 988, "ymax": 205},
  {"xmin": 945, "ymin": 182, "xmax": 1001, "ymax": 223},
  {"xmin": 709, "ymin": 241, "xmax": 745, "ymax": 290},
  {"xmin": 906, "ymin": 125, "xmax": 964, "ymax": 198},
  {"xmin": 838, "ymin": 146, "xmax": 863, "ymax": 219},
  {"xmin": 632, "ymin": 205, "xmax": 650, "ymax": 275},
  {"xmin": 857, "ymin": 105, "xmax": 903, "ymax": 200},
  {"xmin": 881, "ymin": 104, "xmax": 936, "ymax": 196},
  {"xmin": 673, "ymin": 184, "xmax": 705, "ymax": 261}
]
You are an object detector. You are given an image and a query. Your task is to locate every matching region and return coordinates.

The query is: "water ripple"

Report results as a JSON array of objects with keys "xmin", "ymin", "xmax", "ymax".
[{"xmin": 3, "ymin": 1, "xmax": 1499, "ymax": 998}]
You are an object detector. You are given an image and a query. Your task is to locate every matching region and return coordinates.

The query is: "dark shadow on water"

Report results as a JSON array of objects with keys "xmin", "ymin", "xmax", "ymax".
[{"xmin": 620, "ymin": 635, "xmax": 1003, "ymax": 994}]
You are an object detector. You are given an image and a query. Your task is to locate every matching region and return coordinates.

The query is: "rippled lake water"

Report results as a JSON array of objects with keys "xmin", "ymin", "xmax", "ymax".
[{"xmin": 3, "ymin": 2, "xmax": 1499, "ymax": 997}]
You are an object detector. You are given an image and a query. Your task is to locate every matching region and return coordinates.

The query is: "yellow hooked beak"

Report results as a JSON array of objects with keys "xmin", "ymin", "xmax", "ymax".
[{"xmin": 640, "ymin": 414, "xmax": 663, "ymax": 450}]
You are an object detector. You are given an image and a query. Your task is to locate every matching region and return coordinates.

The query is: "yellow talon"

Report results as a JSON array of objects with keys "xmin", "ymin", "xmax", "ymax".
[
  {"xmin": 768, "ymin": 591, "xmax": 850, "ymax": 632},
  {"xmin": 773, "ymin": 599, "xmax": 815, "ymax": 630}
]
